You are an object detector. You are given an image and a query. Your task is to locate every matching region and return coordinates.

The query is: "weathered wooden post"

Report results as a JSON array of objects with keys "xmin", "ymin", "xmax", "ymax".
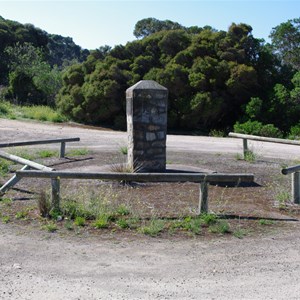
[
  {"xmin": 51, "ymin": 178, "xmax": 60, "ymax": 211},
  {"xmin": 126, "ymin": 80, "xmax": 168, "ymax": 172},
  {"xmin": 198, "ymin": 181, "xmax": 208, "ymax": 214},
  {"xmin": 292, "ymin": 172, "xmax": 300, "ymax": 204},
  {"xmin": 60, "ymin": 142, "xmax": 66, "ymax": 158},
  {"xmin": 243, "ymin": 138, "xmax": 248, "ymax": 158}
]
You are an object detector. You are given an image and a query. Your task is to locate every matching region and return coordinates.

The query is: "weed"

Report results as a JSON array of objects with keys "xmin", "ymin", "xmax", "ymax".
[
  {"xmin": 109, "ymin": 163, "xmax": 134, "ymax": 173},
  {"xmin": 116, "ymin": 204, "xmax": 130, "ymax": 216},
  {"xmin": 0, "ymin": 158, "xmax": 11, "ymax": 176},
  {"xmin": 15, "ymin": 210, "xmax": 28, "ymax": 219},
  {"xmin": 209, "ymin": 220, "xmax": 231, "ymax": 234},
  {"xmin": 64, "ymin": 219, "xmax": 74, "ymax": 230},
  {"xmin": 49, "ymin": 208, "xmax": 63, "ymax": 221},
  {"xmin": 138, "ymin": 219, "xmax": 165, "ymax": 237},
  {"xmin": 37, "ymin": 150, "xmax": 58, "ymax": 158},
  {"xmin": 67, "ymin": 148, "xmax": 89, "ymax": 157},
  {"xmin": 275, "ymin": 191, "xmax": 290, "ymax": 209},
  {"xmin": 120, "ymin": 146, "xmax": 128, "ymax": 155},
  {"xmin": 74, "ymin": 216, "xmax": 86, "ymax": 227},
  {"xmin": 116, "ymin": 218, "xmax": 130, "ymax": 229},
  {"xmin": 109, "ymin": 158, "xmax": 145, "ymax": 173},
  {"xmin": 201, "ymin": 213, "xmax": 218, "ymax": 226},
  {"xmin": 244, "ymin": 150, "xmax": 256, "ymax": 162},
  {"xmin": 259, "ymin": 219, "xmax": 275, "ymax": 226},
  {"xmin": 233, "ymin": 228, "xmax": 248, "ymax": 239},
  {"xmin": 42, "ymin": 222, "xmax": 58, "ymax": 232},
  {"xmin": 182, "ymin": 217, "xmax": 202, "ymax": 235},
  {"xmin": 235, "ymin": 150, "xmax": 256, "ymax": 162},
  {"xmin": 190, "ymin": 218, "xmax": 203, "ymax": 234},
  {"xmin": 1, "ymin": 216, "xmax": 10, "ymax": 223},
  {"xmin": 93, "ymin": 214, "xmax": 110, "ymax": 229},
  {"xmin": 0, "ymin": 197, "xmax": 12, "ymax": 205},
  {"xmin": 8, "ymin": 148, "xmax": 35, "ymax": 161},
  {"xmin": 61, "ymin": 199, "xmax": 90, "ymax": 219},
  {"xmin": 126, "ymin": 217, "xmax": 140, "ymax": 229}
]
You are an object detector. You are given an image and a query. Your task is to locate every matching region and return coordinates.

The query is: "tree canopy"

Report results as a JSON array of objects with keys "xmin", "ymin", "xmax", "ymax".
[
  {"xmin": 1, "ymin": 16, "xmax": 300, "ymax": 137},
  {"xmin": 57, "ymin": 20, "xmax": 289, "ymax": 132},
  {"xmin": 270, "ymin": 18, "xmax": 300, "ymax": 71}
]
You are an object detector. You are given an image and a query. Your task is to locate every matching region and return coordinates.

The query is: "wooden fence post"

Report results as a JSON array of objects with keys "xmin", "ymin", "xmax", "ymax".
[
  {"xmin": 51, "ymin": 177, "xmax": 60, "ymax": 210},
  {"xmin": 198, "ymin": 181, "xmax": 208, "ymax": 214},
  {"xmin": 292, "ymin": 172, "xmax": 300, "ymax": 204},
  {"xmin": 243, "ymin": 138, "xmax": 248, "ymax": 158},
  {"xmin": 60, "ymin": 142, "xmax": 66, "ymax": 158}
]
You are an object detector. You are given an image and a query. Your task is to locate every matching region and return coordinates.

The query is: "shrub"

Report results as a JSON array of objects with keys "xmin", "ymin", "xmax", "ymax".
[
  {"xmin": 0, "ymin": 101, "xmax": 10, "ymax": 115},
  {"xmin": 234, "ymin": 120, "xmax": 263, "ymax": 136},
  {"xmin": 259, "ymin": 124, "xmax": 282, "ymax": 138},
  {"xmin": 234, "ymin": 121, "xmax": 282, "ymax": 138},
  {"xmin": 288, "ymin": 124, "xmax": 300, "ymax": 140}
]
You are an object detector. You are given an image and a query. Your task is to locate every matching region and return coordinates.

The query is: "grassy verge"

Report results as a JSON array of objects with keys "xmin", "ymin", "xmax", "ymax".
[
  {"xmin": 0, "ymin": 101, "xmax": 67, "ymax": 123},
  {"xmin": 0, "ymin": 185, "xmax": 278, "ymax": 239}
]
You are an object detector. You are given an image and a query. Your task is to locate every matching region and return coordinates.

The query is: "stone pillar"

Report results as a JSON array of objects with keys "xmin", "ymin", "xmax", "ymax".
[{"xmin": 126, "ymin": 80, "xmax": 168, "ymax": 172}]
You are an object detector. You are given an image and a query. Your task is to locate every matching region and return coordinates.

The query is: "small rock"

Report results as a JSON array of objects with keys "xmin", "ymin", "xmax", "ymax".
[{"xmin": 12, "ymin": 263, "xmax": 21, "ymax": 269}]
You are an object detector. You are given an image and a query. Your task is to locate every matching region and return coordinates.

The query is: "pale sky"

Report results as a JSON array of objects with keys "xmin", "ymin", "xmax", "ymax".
[{"xmin": 0, "ymin": 0, "xmax": 299, "ymax": 50}]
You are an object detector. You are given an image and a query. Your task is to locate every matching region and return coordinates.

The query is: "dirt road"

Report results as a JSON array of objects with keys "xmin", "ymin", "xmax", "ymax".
[
  {"xmin": 1, "ymin": 222, "xmax": 300, "ymax": 300},
  {"xmin": 1, "ymin": 119, "xmax": 300, "ymax": 160},
  {"xmin": 1, "ymin": 119, "xmax": 300, "ymax": 300}
]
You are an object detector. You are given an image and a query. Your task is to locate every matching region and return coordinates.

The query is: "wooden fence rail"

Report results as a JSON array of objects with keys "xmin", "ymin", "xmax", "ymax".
[
  {"xmin": 16, "ymin": 170, "xmax": 254, "ymax": 214},
  {"xmin": 228, "ymin": 132, "xmax": 300, "ymax": 158},
  {"xmin": 0, "ymin": 150, "xmax": 54, "ymax": 194},
  {"xmin": 0, "ymin": 137, "xmax": 80, "ymax": 158},
  {"xmin": 281, "ymin": 164, "xmax": 300, "ymax": 204}
]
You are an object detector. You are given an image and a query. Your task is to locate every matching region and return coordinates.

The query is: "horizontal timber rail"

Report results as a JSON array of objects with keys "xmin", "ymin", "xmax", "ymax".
[
  {"xmin": 282, "ymin": 165, "xmax": 300, "ymax": 175},
  {"xmin": 0, "ymin": 137, "xmax": 80, "ymax": 158},
  {"xmin": 16, "ymin": 170, "xmax": 254, "ymax": 182},
  {"xmin": 0, "ymin": 150, "xmax": 54, "ymax": 194},
  {"xmin": 281, "ymin": 164, "xmax": 300, "ymax": 204},
  {"xmin": 0, "ymin": 150, "xmax": 54, "ymax": 172},
  {"xmin": 228, "ymin": 132, "xmax": 300, "ymax": 159},
  {"xmin": 16, "ymin": 170, "xmax": 254, "ymax": 214}
]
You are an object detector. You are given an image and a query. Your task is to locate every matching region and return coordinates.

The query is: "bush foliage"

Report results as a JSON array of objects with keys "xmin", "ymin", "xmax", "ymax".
[{"xmin": 0, "ymin": 16, "xmax": 300, "ymax": 136}]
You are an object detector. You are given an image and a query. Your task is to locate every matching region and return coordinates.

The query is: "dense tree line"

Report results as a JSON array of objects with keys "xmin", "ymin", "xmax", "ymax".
[
  {"xmin": 1, "ymin": 16, "xmax": 300, "ymax": 137},
  {"xmin": 0, "ymin": 16, "xmax": 89, "ymax": 105},
  {"xmin": 56, "ymin": 18, "xmax": 300, "ymax": 135}
]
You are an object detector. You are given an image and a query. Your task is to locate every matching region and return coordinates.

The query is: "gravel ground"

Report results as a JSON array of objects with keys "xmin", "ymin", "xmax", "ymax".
[
  {"xmin": 1, "ymin": 119, "xmax": 300, "ymax": 300},
  {"xmin": 0, "ymin": 222, "xmax": 300, "ymax": 300}
]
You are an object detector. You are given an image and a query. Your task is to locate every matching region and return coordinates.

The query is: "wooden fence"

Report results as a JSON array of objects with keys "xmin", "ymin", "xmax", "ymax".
[
  {"xmin": 281, "ymin": 164, "xmax": 300, "ymax": 204},
  {"xmin": 0, "ymin": 137, "xmax": 80, "ymax": 158},
  {"xmin": 228, "ymin": 132, "xmax": 300, "ymax": 159},
  {"xmin": 0, "ymin": 150, "xmax": 54, "ymax": 194},
  {"xmin": 16, "ymin": 170, "xmax": 254, "ymax": 214},
  {"xmin": 0, "ymin": 137, "xmax": 79, "ymax": 193}
]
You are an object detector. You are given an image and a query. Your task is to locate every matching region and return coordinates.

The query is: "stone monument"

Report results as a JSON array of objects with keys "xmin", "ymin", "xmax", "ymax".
[{"xmin": 126, "ymin": 80, "xmax": 168, "ymax": 172}]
